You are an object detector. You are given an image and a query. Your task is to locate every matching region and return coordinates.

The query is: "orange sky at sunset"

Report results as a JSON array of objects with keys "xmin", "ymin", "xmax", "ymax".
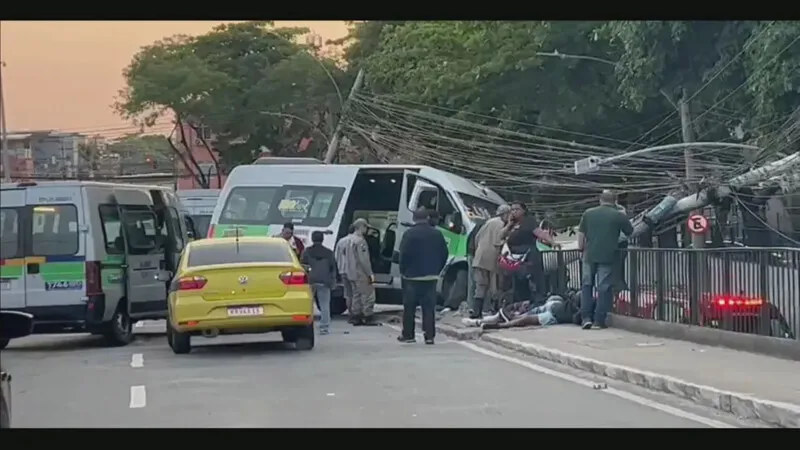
[{"xmin": 2, "ymin": 21, "xmax": 348, "ymax": 136}]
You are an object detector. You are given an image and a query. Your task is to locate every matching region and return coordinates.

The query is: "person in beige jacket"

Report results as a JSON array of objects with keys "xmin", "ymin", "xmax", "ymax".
[{"xmin": 469, "ymin": 204, "xmax": 511, "ymax": 318}]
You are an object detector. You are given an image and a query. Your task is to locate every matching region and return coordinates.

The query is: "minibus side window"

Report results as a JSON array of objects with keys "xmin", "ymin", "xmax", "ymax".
[
  {"xmin": 99, "ymin": 205, "xmax": 124, "ymax": 254},
  {"xmin": 31, "ymin": 204, "xmax": 79, "ymax": 256},
  {"xmin": 0, "ymin": 208, "xmax": 21, "ymax": 259}
]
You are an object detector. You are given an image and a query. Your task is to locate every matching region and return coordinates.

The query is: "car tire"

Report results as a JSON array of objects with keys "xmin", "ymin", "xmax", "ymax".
[
  {"xmin": 444, "ymin": 269, "xmax": 468, "ymax": 310},
  {"xmin": 330, "ymin": 295, "xmax": 347, "ymax": 316},
  {"xmin": 103, "ymin": 304, "xmax": 133, "ymax": 347},
  {"xmin": 0, "ymin": 339, "xmax": 9, "ymax": 351},
  {"xmin": 294, "ymin": 324, "xmax": 315, "ymax": 351},
  {"xmin": 169, "ymin": 324, "xmax": 191, "ymax": 354}
]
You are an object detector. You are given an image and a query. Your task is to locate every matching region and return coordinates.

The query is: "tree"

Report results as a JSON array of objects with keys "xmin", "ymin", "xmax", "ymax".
[{"xmin": 116, "ymin": 21, "xmax": 347, "ymax": 169}]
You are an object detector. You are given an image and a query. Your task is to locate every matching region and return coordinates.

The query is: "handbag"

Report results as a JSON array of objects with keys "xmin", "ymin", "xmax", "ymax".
[{"xmin": 498, "ymin": 243, "xmax": 529, "ymax": 273}]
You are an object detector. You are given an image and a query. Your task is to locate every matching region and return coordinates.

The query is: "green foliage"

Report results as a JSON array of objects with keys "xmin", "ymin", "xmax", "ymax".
[{"xmin": 117, "ymin": 21, "xmax": 347, "ymax": 167}]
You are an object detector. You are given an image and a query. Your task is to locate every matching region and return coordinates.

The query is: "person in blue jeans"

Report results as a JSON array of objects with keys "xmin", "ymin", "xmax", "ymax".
[
  {"xmin": 301, "ymin": 231, "xmax": 337, "ymax": 335},
  {"xmin": 577, "ymin": 190, "xmax": 633, "ymax": 329}
]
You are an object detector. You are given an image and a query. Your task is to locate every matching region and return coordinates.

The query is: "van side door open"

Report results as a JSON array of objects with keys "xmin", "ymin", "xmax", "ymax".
[{"xmin": 117, "ymin": 205, "xmax": 168, "ymax": 318}]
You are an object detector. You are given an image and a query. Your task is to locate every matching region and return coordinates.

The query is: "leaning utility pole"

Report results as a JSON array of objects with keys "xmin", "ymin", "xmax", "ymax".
[
  {"xmin": 0, "ymin": 21, "xmax": 9, "ymax": 182},
  {"xmin": 323, "ymin": 68, "xmax": 365, "ymax": 164},
  {"xmin": 679, "ymin": 88, "xmax": 706, "ymax": 250}
]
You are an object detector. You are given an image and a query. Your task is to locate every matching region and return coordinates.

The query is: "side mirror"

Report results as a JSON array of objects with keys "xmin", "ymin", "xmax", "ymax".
[
  {"xmin": 0, "ymin": 311, "xmax": 34, "ymax": 340},
  {"xmin": 183, "ymin": 216, "xmax": 198, "ymax": 240},
  {"xmin": 450, "ymin": 212, "xmax": 464, "ymax": 234},
  {"xmin": 155, "ymin": 270, "xmax": 173, "ymax": 282}
]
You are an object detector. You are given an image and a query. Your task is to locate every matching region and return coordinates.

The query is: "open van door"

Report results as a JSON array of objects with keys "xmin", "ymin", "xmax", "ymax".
[
  {"xmin": 116, "ymin": 202, "xmax": 168, "ymax": 319},
  {"xmin": 391, "ymin": 171, "xmax": 440, "ymax": 267}
]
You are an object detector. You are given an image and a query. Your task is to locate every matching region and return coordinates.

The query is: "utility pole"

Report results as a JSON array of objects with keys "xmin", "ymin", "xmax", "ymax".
[
  {"xmin": 679, "ymin": 88, "xmax": 705, "ymax": 250},
  {"xmin": 323, "ymin": 68, "xmax": 365, "ymax": 164},
  {"xmin": 0, "ymin": 21, "xmax": 10, "ymax": 182}
]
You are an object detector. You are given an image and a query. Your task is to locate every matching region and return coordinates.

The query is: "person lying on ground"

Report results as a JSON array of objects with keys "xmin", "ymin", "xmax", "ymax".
[{"xmin": 461, "ymin": 295, "xmax": 570, "ymax": 330}]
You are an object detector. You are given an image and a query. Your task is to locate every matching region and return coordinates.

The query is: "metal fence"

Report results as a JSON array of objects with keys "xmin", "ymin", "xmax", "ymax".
[{"xmin": 543, "ymin": 247, "xmax": 800, "ymax": 341}]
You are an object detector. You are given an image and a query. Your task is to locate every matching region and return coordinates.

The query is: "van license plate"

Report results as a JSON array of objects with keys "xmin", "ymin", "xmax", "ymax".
[{"xmin": 227, "ymin": 306, "xmax": 264, "ymax": 317}]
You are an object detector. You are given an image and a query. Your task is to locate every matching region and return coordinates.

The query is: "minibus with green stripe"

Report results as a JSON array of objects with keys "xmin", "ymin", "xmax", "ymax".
[
  {"xmin": 0, "ymin": 181, "xmax": 195, "ymax": 348},
  {"xmin": 206, "ymin": 164, "xmax": 506, "ymax": 315}
]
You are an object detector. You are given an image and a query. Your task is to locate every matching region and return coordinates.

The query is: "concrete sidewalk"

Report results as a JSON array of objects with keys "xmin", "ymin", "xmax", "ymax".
[{"xmin": 422, "ymin": 312, "xmax": 800, "ymax": 428}]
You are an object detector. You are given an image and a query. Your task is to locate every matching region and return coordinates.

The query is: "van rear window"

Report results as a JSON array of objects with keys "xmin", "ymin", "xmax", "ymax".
[
  {"xmin": 31, "ymin": 204, "xmax": 79, "ymax": 256},
  {"xmin": 219, "ymin": 185, "xmax": 344, "ymax": 227},
  {"xmin": 0, "ymin": 208, "xmax": 20, "ymax": 259},
  {"xmin": 187, "ymin": 241, "xmax": 294, "ymax": 267}
]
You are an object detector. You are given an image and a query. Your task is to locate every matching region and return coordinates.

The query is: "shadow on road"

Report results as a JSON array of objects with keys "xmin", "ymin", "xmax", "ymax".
[{"xmin": 3, "ymin": 335, "xmax": 107, "ymax": 353}]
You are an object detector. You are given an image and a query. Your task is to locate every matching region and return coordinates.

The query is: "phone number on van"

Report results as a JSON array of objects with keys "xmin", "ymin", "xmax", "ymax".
[{"xmin": 45, "ymin": 281, "xmax": 84, "ymax": 291}]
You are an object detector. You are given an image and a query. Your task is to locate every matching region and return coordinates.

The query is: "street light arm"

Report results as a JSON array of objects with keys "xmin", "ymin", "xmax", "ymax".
[{"xmin": 535, "ymin": 51, "xmax": 618, "ymax": 67}]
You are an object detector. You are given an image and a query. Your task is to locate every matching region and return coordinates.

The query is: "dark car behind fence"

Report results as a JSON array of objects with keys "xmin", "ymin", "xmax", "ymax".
[{"xmin": 544, "ymin": 247, "xmax": 799, "ymax": 341}]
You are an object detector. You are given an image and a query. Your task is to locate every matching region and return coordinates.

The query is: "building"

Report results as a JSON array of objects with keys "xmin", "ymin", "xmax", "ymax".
[
  {"xmin": 172, "ymin": 122, "xmax": 226, "ymax": 190},
  {"xmin": 2, "ymin": 130, "xmax": 88, "ymax": 179}
]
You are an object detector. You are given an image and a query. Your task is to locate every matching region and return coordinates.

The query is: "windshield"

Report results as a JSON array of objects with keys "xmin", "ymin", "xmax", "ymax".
[
  {"xmin": 458, "ymin": 192, "xmax": 502, "ymax": 221},
  {"xmin": 219, "ymin": 185, "xmax": 345, "ymax": 228}
]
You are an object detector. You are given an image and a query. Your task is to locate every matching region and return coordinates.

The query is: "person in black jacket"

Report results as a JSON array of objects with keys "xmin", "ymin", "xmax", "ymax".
[
  {"xmin": 397, "ymin": 207, "xmax": 449, "ymax": 345},
  {"xmin": 301, "ymin": 231, "xmax": 337, "ymax": 335}
]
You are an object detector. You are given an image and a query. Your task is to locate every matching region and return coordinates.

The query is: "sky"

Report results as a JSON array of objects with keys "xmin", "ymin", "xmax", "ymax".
[{"xmin": 1, "ymin": 21, "xmax": 349, "ymax": 136}]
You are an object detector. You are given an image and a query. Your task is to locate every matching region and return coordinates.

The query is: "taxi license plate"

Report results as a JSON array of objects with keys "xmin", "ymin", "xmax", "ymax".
[{"xmin": 227, "ymin": 306, "xmax": 264, "ymax": 317}]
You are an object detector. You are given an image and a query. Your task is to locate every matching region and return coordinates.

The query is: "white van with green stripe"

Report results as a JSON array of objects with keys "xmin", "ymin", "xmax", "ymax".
[
  {"xmin": 207, "ymin": 164, "xmax": 506, "ymax": 315},
  {"xmin": 0, "ymin": 181, "xmax": 194, "ymax": 348}
]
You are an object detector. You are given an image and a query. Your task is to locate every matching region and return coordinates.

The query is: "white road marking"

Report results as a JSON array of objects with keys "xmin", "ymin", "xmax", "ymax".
[
  {"xmin": 130, "ymin": 353, "xmax": 144, "ymax": 368},
  {"xmin": 457, "ymin": 341, "xmax": 735, "ymax": 428},
  {"xmin": 129, "ymin": 385, "xmax": 147, "ymax": 409}
]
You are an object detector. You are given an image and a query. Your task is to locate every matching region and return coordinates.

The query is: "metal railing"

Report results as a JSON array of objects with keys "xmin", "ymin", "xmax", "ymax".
[{"xmin": 543, "ymin": 247, "xmax": 800, "ymax": 341}]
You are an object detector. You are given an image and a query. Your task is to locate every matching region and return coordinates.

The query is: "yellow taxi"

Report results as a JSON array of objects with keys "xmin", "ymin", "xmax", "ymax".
[{"xmin": 166, "ymin": 237, "xmax": 315, "ymax": 354}]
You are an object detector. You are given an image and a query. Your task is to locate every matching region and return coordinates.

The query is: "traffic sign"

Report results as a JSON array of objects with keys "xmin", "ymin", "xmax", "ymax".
[{"xmin": 687, "ymin": 214, "xmax": 709, "ymax": 234}]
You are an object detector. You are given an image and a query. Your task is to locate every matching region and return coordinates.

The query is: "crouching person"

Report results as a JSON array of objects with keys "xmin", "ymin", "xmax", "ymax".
[{"xmin": 461, "ymin": 295, "xmax": 574, "ymax": 330}]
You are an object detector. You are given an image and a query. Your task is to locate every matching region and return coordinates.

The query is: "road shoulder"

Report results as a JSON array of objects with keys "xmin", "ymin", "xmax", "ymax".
[{"xmin": 423, "ymin": 312, "xmax": 800, "ymax": 428}]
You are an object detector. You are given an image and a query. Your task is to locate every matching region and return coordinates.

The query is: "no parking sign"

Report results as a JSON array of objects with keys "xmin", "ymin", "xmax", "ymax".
[{"xmin": 687, "ymin": 214, "xmax": 709, "ymax": 235}]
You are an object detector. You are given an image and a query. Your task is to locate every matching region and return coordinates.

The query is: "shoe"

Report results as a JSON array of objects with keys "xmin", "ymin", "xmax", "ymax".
[
  {"xmin": 581, "ymin": 320, "xmax": 593, "ymax": 330},
  {"xmin": 461, "ymin": 318, "xmax": 481, "ymax": 328},
  {"xmin": 397, "ymin": 335, "xmax": 416, "ymax": 343},
  {"xmin": 424, "ymin": 338, "xmax": 434, "ymax": 345},
  {"xmin": 360, "ymin": 316, "xmax": 380, "ymax": 326},
  {"xmin": 348, "ymin": 315, "xmax": 363, "ymax": 325},
  {"xmin": 320, "ymin": 329, "xmax": 330, "ymax": 335},
  {"xmin": 592, "ymin": 323, "xmax": 608, "ymax": 330}
]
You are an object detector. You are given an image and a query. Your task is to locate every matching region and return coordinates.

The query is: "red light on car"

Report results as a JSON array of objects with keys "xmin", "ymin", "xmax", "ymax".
[
  {"xmin": 279, "ymin": 271, "xmax": 308, "ymax": 285},
  {"xmin": 177, "ymin": 276, "xmax": 207, "ymax": 291},
  {"xmin": 713, "ymin": 295, "xmax": 763, "ymax": 307}
]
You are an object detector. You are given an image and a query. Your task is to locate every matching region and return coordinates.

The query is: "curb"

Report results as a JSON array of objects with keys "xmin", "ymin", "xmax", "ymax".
[{"xmin": 480, "ymin": 333, "xmax": 800, "ymax": 428}]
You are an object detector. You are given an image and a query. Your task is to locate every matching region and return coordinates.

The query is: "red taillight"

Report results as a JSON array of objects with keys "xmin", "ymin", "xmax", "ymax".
[
  {"xmin": 178, "ymin": 276, "xmax": 207, "ymax": 291},
  {"xmin": 85, "ymin": 261, "xmax": 103, "ymax": 296},
  {"xmin": 279, "ymin": 271, "xmax": 308, "ymax": 285},
  {"xmin": 207, "ymin": 224, "xmax": 215, "ymax": 239},
  {"xmin": 713, "ymin": 296, "xmax": 763, "ymax": 307}
]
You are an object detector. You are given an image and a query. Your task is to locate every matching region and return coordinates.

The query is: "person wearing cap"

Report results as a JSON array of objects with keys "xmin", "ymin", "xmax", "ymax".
[
  {"xmin": 334, "ymin": 224, "xmax": 357, "ymax": 315},
  {"xmin": 469, "ymin": 204, "xmax": 511, "ymax": 318},
  {"xmin": 397, "ymin": 207, "xmax": 449, "ymax": 344},
  {"xmin": 342, "ymin": 218, "xmax": 378, "ymax": 326}
]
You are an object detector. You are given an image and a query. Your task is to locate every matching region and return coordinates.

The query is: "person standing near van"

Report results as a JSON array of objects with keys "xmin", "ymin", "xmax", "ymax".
[
  {"xmin": 302, "ymin": 231, "xmax": 337, "ymax": 335},
  {"xmin": 343, "ymin": 218, "xmax": 377, "ymax": 326},
  {"xmin": 470, "ymin": 204, "xmax": 510, "ymax": 318},
  {"xmin": 397, "ymin": 208, "xmax": 449, "ymax": 344},
  {"xmin": 577, "ymin": 190, "xmax": 634, "ymax": 330},
  {"xmin": 335, "ymin": 225, "xmax": 356, "ymax": 315},
  {"xmin": 275, "ymin": 222, "xmax": 305, "ymax": 257}
]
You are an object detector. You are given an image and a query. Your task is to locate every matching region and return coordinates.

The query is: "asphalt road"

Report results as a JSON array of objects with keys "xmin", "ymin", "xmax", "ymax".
[{"xmin": 3, "ymin": 315, "xmax": 744, "ymax": 428}]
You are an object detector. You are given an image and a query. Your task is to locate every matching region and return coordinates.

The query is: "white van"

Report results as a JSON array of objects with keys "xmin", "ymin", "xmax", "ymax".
[
  {"xmin": 177, "ymin": 189, "xmax": 220, "ymax": 239},
  {"xmin": 0, "ymin": 181, "xmax": 196, "ymax": 348},
  {"xmin": 207, "ymin": 165, "xmax": 507, "ymax": 314}
]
